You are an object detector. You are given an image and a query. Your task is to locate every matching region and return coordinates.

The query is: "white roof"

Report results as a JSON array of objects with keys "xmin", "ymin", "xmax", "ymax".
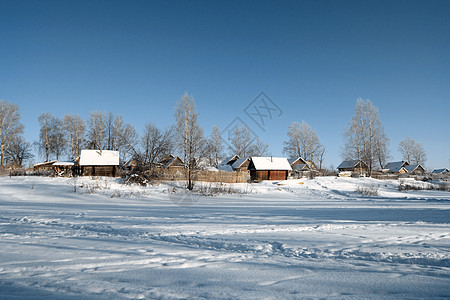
[
  {"xmin": 79, "ymin": 150, "xmax": 120, "ymax": 166},
  {"xmin": 52, "ymin": 161, "xmax": 75, "ymax": 166},
  {"xmin": 250, "ymin": 157, "xmax": 292, "ymax": 171}
]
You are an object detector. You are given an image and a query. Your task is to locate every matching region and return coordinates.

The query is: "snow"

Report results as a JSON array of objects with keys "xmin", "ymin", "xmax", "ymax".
[
  {"xmin": 0, "ymin": 176, "xmax": 449, "ymax": 299},
  {"xmin": 79, "ymin": 150, "xmax": 120, "ymax": 166},
  {"xmin": 250, "ymin": 157, "xmax": 292, "ymax": 170}
]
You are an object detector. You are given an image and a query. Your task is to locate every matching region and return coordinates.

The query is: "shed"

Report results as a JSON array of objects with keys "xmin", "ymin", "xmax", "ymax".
[
  {"xmin": 248, "ymin": 157, "xmax": 292, "ymax": 181},
  {"xmin": 77, "ymin": 150, "xmax": 120, "ymax": 177}
]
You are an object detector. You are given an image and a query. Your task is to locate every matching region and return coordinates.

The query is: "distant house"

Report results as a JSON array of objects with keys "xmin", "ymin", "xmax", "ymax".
[
  {"xmin": 288, "ymin": 157, "xmax": 318, "ymax": 178},
  {"xmin": 231, "ymin": 157, "xmax": 250, "ymax": 172},
  {"xmin": 34, "ymin": 160, "xmax": 58, "ymax": 172},
  {"xmin": 404, "ymin": 164, "xmax": 426, "ymax": 175},
  {"xmin": 248, "ymin": 157, "xmax": 292, "ymax": 181},
  {"xmin": 337, "ymin": 160, "xmax": 368, "ymax": 175},
  {"xmin": 218, "ymin": 155, "xmax": 240, "ymax": 171},
  {"xmin": 52, "ymin": 161, "xmax": 76, "ymax": 176},
  {"xmin": 76, "ymin": 150, "xmax": 120, "ymax": 177},
  {"xmin": 383, "ymin": 161, "xmax": 409, "ymax": 173},
  {"xmin": 432, "ymin": 168, "xmax": 449, "ymax": 174},
  {"xmin": 160, "ymin": 154, "xmax": 184, "ymax": 170}
]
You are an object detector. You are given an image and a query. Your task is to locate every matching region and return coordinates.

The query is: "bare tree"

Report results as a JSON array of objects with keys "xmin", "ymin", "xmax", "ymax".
[
  {"xmin": 175, "ymin": 93, "xmax": 205, "ymax": 190},
  {"xmin": 0, "ymin": 100, "xmax": 24, "ymax": 167},
  {"xmin": 229, "ymin": 126, "xmax": 255, "ymax": 157},
  {"xmin": 342, "ymin": 99, "xmax": 389, "ymax": 175},
  {"xmin": 5, "ymin": 135, "xmax": 34, "ymax": 167},
  {"xmin": 38, "ymin": 113, "xmax": 53, "ymax": 162},
  {"xmin": 317, "ymin": 145, "xmax": 326, "ymax": 171},
  {"xmin": 205, "ymin": 125, "xmax": 223, "ymax": 167},
  {"xmin": 38, "ymin": 113, "xmax": 66, "ymax": 161},
  {"xmin": 86, "ymin": 111, "xmax": 105, "ymax": 150},
  {"xmin": 51, "ymin": 117, "xmax": 66, "ymax": 160},
  {"xmin": 399, "ymin": 137, "xmax": 427, "ymax": 165},
  {"xmin": 140, "ymin": 123, "xmax": 174, "ymax": 169},
  {"xmin": 63, "ymin": 114, "xmax": 85, "ymax": 159},
  {"xmin": 283, "ymin": 121, "xmax": 322, "ymax": 162},
  {"xmin": 253, "ymin": 138, "xmax": 269, "ymax": 157}
]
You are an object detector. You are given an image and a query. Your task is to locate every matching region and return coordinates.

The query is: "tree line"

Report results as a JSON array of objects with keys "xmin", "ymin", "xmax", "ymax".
[{"xmin": 0, "ymin": 96, "xmax": 427, "ymax": 177}]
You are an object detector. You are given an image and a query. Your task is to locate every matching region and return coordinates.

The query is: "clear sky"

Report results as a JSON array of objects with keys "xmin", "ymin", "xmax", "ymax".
[{"xmin": 1, "ymin": 0, "xmax": 449, "ymax": 169}]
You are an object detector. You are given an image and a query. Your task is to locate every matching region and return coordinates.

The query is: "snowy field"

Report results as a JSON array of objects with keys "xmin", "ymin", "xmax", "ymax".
[{"xmin": 0, "ymin": 176, "xmax": 449, "ymax": 299}]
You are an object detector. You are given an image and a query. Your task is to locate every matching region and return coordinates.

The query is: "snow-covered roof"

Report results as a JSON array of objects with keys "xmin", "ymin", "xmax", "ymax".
[
  {"xmin": 337, "ymin": 160, "xmax": 365, "ymax": 169},
  {"xmin": 34, "ymin": 160, "xmax": 57, "ymax": 167},
  {"xmin": 288, "ymin": 157, "xmax": 307, "ymax": 165},
  {"xmin": 404, "ymin": 164, "xmax": 423, "ymax": 173},
  {"xmin": 52, "ymin": 161, "xmax": 75, "ymax": 166},
  {"xmin": 219, "ymin": 155, "xmax": 240, "ymax": 166},
  {"xmin": 79, "ymin": 150, "xmax": 120, "ymax": 166},
  {"xmin": 231, "ymin": 158, "xmax": 249, "ymax": 169},
  {"xmin": 384, "ymin": 161, "xmax": 409, "ymax": 172},
  {"xmin": 432, "ymin": 168, "xmax": 449, "ymax": 174},
  {"xmin": 163, "ymin": 156, "xmax": 184, "ymax": 168},
  {"xmin": 250, "ymin": 157, "xmax": 292, "ymax": 171}
]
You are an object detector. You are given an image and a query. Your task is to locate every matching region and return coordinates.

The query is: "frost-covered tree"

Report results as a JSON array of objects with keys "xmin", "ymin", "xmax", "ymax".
[
  {"xmin": 63, "ymin": 114, "xmax": 85, "ymax": 159},
  {"xmin": 0, "ymin": 100, "xmax": 24, "ymax": 167},
  {"xmin": 229, "ymin": 126, "xmax": 255, "ymax": 157},
  {"xmin": 86, "ymin": 111, "xmax": 106, "ymax": 150},
  {"xmin": 205, "ymin": 125, "xmax": 223, "ymax": 167},
  {"xmin": 283, "ymin": 121, "xmax": 322, "ymax": 162},
  {"xmin": 399, "ymin": 137, "xmax": 426, "ymax": 166},
  {"xmin": 175, "ymin": 93, "xmax": 205, "ymax": 190},
  {"xmin": 342, "ymin": 99, "xmax": 389, "ymax": 175}
]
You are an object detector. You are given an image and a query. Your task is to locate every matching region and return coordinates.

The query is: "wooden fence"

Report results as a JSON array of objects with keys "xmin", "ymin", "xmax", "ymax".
[{"xmin": 156, "ymin": 169, "xmax": 248, "ymax": 183}]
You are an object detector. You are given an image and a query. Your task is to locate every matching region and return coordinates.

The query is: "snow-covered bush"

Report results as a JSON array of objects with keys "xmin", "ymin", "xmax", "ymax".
[{"xmin": 356, "ymin": 185, "xmax": 379, "ymax": 196}]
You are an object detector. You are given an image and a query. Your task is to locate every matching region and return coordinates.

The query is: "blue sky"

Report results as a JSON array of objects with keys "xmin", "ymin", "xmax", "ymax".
[{"xmin": 1, "ymin": 0, "xmax": 449, "ymax": 169}]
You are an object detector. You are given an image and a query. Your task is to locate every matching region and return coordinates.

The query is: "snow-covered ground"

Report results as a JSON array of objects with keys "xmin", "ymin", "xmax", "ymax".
[{"xmin": 0, "ymin": 176, "xmax": 449, "ymax": 299}]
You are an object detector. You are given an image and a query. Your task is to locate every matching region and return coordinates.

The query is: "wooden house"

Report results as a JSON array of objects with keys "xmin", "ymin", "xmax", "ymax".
[
  {"xmin": 231, "ymin": 157, "xmax": 250, "ymax": 172},
  {"xmin": 288, "ymin": 157, "xmax": 318, "ymax": 178},
  {"xmin": 248, "ymin": 157, "xmax": 292, "ymax": 181},
  {"xmin": 76, "ymin": 150, "xmax": 120, "ymax": 177},
  {"xmin": 383, "ymin": 161, "xmax": 409, "ymax": 173},
  {"xmin": 337, "ymin": 160, "xmax": 368, "ymax": 175},
  {"xmin": 218, "ymin": 155, "xmax": 240, "ymax": 172},
  {"xmin": 34, "ymin": 160, "xmax": 57, "ymax": 172},
  {"xmin": 160, "ymin": 154, "xmax": 185, "ymax": 171},
  {"xmin": 432, "ymin": 168, "xmax": 449, "ymax": 174},
  {"xmin": 404, "ymin": 164, "xmax": 425, "ymax": 175}
]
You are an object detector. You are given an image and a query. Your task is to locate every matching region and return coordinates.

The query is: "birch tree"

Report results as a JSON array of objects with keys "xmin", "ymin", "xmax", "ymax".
[
  {"xmin": 0, "ymin": 100, "xmax": 24, "ymax": 167},
  {"xmin": 175, "ymin": 93, "xmax": 205, "ymax": 190},
  {"xmin": 342, "ymin": 99, "xmax": 389, "ymax": 175},
  {"xmin": 399, "ymin": 137, "xmax": 427, "ymax": 165},
  {"xmin": 63, "ymin": 114, "xmax": 85, "ymax": 159},
  {"xmin": 86, "ymin": 111, "xmax": 105, "ymax": 150},
  {"xmin": 205, "ymin": 125, "xmax": 223, "ymax": 167},
  {"xmin": 38, "ymin": 113, "xmax": 53, "ymax": 162},
  {"xmin": 283, "ymin": 121, "xmax": 322, "ymax": 162},
  {"xmin": 229, "ymin": 126, "xmax": 255, "ymax": 157}
]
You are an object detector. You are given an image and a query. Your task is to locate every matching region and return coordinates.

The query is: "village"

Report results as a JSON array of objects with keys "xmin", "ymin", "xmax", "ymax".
[{"xmin": 31, "ymin": 148, "xmax": 449, "ymax": 185}]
